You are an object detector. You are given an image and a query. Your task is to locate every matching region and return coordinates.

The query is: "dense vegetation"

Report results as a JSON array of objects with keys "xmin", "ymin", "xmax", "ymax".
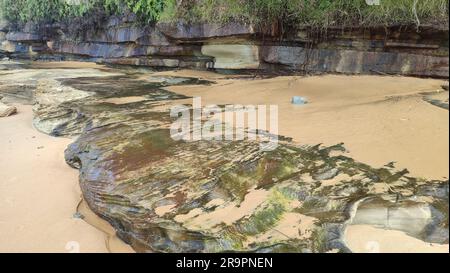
[
  {"xmin": 163, "ymin": 0, "xmax": 449, "ymax": 29},
  {"xmin": 0, "ymin": 0, "xmax": 448, "ymax": 28},
  {"xmin": 0, "ymin": 0, "xmax": 166, "ymax": 23}
]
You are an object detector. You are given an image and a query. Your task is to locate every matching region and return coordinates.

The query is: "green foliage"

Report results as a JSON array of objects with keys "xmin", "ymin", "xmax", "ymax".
[
  {"xmin": 62, "ymin": 0, "xmax": 99, "ymax": 18},
  {"xmin": 103, "ymin": 0, "xmax": 166, "ymax": 23},
  {"xmin": 0, "ymin": 0, "xmax": 448, "ymax": 28},
  {"xmin": 159, "ymin": 0, "xmax": 449, "ymax": 28},
  {"xmin": 0, "ymin": 0, "xmax": 167, "ymax": 24},
  {"xmin": 0, "ymin": 0, "xmax": 60, "ymax": 23},
  {"xmin": 0, "ymin": 0, "xmax": 99, "ymax": 23}
]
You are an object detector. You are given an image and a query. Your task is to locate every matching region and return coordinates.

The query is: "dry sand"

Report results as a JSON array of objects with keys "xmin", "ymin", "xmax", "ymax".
[
  {"xmin": 344, "ymin": 225, "xmax": 449, "ymax": 253},
  {"xmin": 0, "ymin": 105, "xmax": 133, "ymax": 253},
  {"xmin": 165, "ymin": 74, "xmax": 449, "ymax": 180}
]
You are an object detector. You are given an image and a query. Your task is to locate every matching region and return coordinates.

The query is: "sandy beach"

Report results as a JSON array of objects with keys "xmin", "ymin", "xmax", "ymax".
[
  {"xmin": 165, "ymin": 73, "xmax": 449, "ymax": 180},
  {"xmin": 0, "ymin": 104, "xmax": 133, "ymax": 253}
]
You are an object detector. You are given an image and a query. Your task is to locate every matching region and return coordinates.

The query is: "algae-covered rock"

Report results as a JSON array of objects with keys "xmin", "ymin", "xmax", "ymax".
[{"xmin": 63, "ymin": 120, "xmax": 448, "ymax": 252}]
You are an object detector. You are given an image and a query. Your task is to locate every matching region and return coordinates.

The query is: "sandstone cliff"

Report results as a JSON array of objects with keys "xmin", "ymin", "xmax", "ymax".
[{"xmin": 1, "ymin": 16, "xmax": 448, "ymax": 77}]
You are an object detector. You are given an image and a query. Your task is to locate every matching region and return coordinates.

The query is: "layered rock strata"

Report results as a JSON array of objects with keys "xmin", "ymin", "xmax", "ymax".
[{"xmin": 1, "ymin": 17, "xmax": 448, "ymax": 77}]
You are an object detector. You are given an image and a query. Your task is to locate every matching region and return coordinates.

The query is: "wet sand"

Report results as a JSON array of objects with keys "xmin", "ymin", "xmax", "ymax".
[
  {"xmin": 0, "ymin": 105, "xmax": 133, "ymax": 253},
  {"xmin": 164, "ymin": 74, "xmax": 449, "ymax": 180},
  {"xmin": 162, "ymin": 72, "xmax": 449, "ymax": 253}
]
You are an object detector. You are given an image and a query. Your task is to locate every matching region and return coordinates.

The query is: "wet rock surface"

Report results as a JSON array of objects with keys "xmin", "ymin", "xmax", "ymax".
[
  {"xmin": 1, "ymin": 62, "xmax": 448, "ymax": 253},
  {"xmin": 64, "ymin": 124, "xmax": 448, "ymax": 252},
  {"xmin": 31, "ymin": 72, "xmax": 212, "ymax": 137},
  {"xmin": 422, "ymin": 91, "xmax": 449, "ymax": 110}
]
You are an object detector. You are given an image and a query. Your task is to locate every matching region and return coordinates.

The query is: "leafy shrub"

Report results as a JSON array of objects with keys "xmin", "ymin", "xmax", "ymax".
[{"xmin": 104, "ymin": 0, "xmax": 166, "ymax": 22}]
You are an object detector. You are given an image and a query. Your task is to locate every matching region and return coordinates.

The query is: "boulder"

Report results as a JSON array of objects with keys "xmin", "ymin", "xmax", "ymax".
[{"xmin": 0, "ymin": 102, "xmax": 17, "ymax": 117}]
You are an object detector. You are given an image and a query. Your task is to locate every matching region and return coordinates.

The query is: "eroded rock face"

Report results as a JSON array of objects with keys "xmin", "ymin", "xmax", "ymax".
[
  {"xmin": 261, "ymin": 46, "xmax": 449, "ymax": 78},
  {"xmin": 5, "ymin": 32, "xmax": 42, "ymax": 42},
  {"xmin": 1, "ymin": 17, "xmax": 448, "ymax": 77},
  {"xmin": 348, "ymin": 190, "xmax": 449, "ymax": 244},
  {"xmin": 202, "ymin": 44, "xmax": 260, "ymax": 69},
  {"xmin": 156, "ymin": 22, "xmax": 257, "ymax": 41},
  {"xmin": 25, "ymin": 71, "xmax": 446, "ymax": 253}
]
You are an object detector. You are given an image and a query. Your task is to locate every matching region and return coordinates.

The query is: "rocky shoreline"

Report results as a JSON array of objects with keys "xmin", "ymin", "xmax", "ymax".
[{"xmin": 0, "ymin": 60, "xmax": 448, "ymax": 253}]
